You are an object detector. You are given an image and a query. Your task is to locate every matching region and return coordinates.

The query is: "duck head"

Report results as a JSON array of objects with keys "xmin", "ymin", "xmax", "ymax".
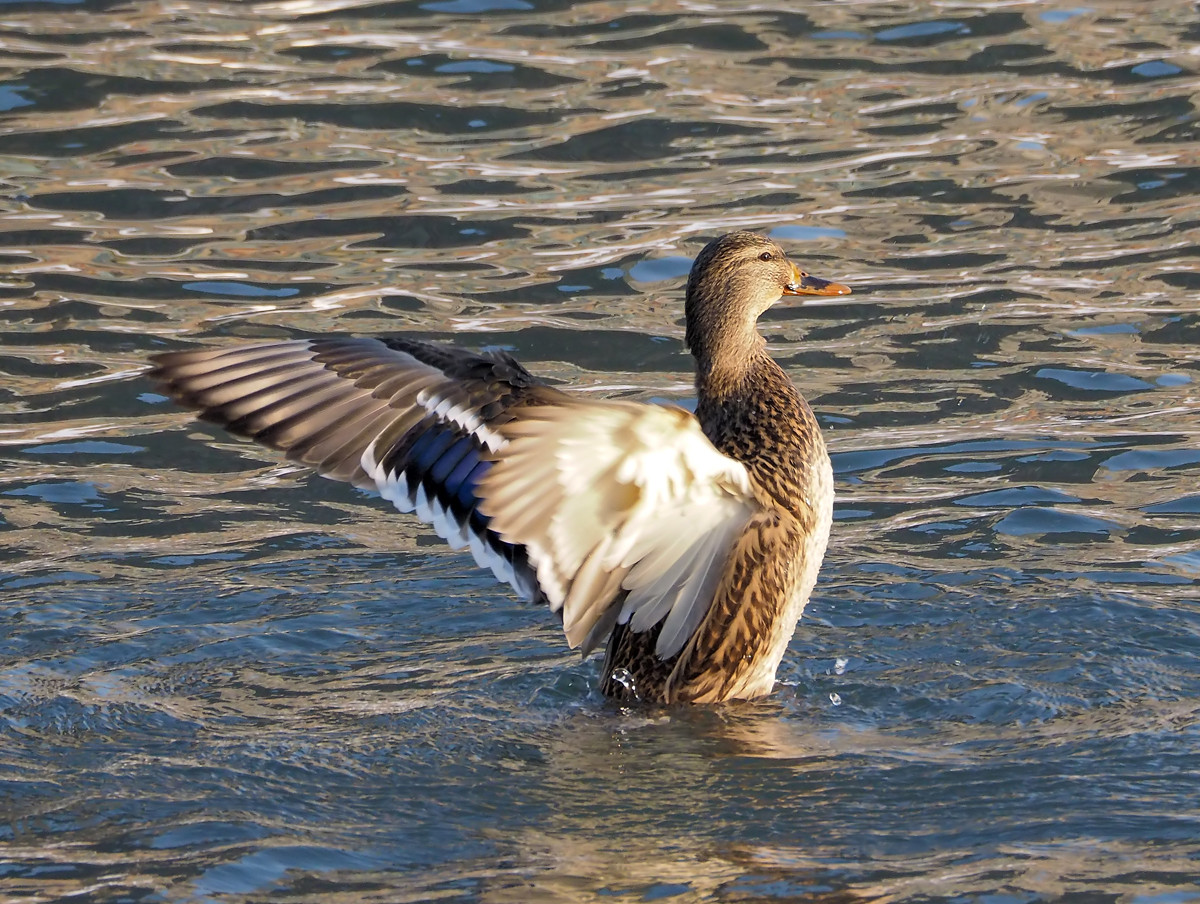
[{"xmin": 684, "ymin": 231, "xmax": 850, "ymax": 367}]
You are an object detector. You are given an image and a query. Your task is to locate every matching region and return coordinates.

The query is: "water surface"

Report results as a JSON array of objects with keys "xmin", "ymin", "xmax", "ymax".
[{"xmin": 2, "ymin": 0, "xmax": 1199, "ymax": 900}]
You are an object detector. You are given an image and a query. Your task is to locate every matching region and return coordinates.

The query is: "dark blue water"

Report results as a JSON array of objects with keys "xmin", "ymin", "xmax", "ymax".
[{"xmin": 2, "ymin": 0, "xmax": 1199, "ymax": 900}]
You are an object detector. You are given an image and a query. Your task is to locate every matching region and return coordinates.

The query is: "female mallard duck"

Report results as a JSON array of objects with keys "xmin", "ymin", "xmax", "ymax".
[{"xmin": 149, "ymin": 231, "xmax": 850, "ymax": 704}]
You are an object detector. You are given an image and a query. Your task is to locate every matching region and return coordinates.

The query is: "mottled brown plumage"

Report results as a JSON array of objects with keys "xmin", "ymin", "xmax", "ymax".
[
  {"xmin": 148, "ymin": 231, "xmax": 849, "ymax": 704},
  {"xmin": 602, "ymin": 232, "xmax": 846, "ymax": 702}
]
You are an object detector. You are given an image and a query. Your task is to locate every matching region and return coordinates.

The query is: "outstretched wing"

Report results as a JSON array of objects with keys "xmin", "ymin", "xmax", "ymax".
[
  {"xmin": 149, "ymin": 336, "xmax": 548, "ymax": 600},
  {"xmin": 149, "ymin": 338, "xmax": 763, "ymax": 659}
]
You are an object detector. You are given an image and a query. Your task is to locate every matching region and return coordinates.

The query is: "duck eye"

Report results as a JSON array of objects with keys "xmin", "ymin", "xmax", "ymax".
[{"xmin": 758, "ymin": 251, "xmax": 774, "ymax": 262}]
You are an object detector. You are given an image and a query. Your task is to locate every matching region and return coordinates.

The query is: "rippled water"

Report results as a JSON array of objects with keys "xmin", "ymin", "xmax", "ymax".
[{"xmin": 2, "ymin": 0, "xmax": 1199, "ymax": 900}]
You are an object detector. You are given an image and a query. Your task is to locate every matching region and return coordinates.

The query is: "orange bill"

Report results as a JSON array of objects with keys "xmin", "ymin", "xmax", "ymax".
[{"xmin": 782, "ymin": 261, "xmax": 851, "ymax": 297}]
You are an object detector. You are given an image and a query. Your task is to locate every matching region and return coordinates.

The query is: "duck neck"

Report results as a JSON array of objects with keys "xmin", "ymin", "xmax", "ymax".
[{"xmin": 692, "ymin": 330, "xmax": 769, "ymax": 401}]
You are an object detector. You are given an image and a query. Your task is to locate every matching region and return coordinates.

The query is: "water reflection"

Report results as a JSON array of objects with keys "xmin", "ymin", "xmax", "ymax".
[{"xmin": 2, "ymin": 0, "xmax": 1199, "ymax": 900}]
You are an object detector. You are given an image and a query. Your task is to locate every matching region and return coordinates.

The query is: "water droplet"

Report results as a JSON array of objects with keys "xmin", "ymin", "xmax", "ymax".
[
  {"xmin": 829, "ymin": 692, "xmax": 842, "ymax": 706},
  {"xmin": 609, "ymin": 668, "xmax": 639, "ymax": 699},
  {"xmin": 834, "ymin": 657, "xmax": 848, "ymax": 675}
]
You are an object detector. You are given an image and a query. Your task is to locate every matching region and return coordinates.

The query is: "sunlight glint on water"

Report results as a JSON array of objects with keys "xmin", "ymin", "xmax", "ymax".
[{"xmin": 1, "ymin": 0, "xmax": 1198, "ymax": 900}]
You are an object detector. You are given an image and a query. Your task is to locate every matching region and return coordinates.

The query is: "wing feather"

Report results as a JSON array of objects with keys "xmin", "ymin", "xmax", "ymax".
[
  {"xmin": 150, "ymin": 338, "xmax": 546, "ymax": 601},
  {"xmin": 479, "ymin": 401, "xmax": 761, "ymax": 659}
]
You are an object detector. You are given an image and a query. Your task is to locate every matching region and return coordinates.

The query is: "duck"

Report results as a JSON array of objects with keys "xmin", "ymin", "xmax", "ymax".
[{"xmin": 148, "ymin": 231, "xmax": 851, "ymax": 704}]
